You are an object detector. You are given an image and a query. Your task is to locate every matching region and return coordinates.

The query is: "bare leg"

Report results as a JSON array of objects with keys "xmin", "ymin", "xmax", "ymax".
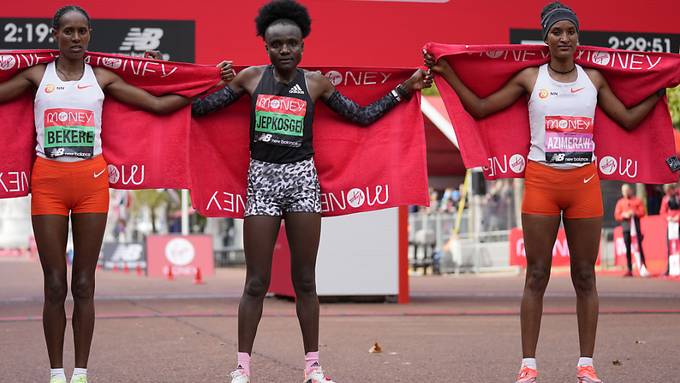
[
  {"xmin": 564, "ymin": 217, "xmax": 602, "ymax": 357},
  {"xmin": 70, "ymin": 213, "xmax": 107, "ymax": 368},
  {"xmin": 285, "ymin": 212, "xmax": 321, "ymax": 353},
  {"xmin": 238, "ymin": 215, "xmax": 282, "ymax": 354},
  {"xmin": 32, "ymin": 214, "xmax": 70, "ymax": 368},
  {"xmin": 520, "ymin": 214, "xmax": 561, "ymax": 358}
]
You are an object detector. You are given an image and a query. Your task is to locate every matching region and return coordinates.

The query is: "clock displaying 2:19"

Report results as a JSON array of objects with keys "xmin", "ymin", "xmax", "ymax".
[{"xmin": 4, "ymin": 22, "xmax": 54, "ymax": 45}]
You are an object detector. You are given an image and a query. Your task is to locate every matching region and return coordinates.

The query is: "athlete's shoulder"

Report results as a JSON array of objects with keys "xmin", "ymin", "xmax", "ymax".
[
  {"xmin": 22, "ymin": 63, "xmax": 47, "ymax": 83},
  {"xmin": 583, "ymin": 67, "xmax": 604, "ymax": 86},
  {"xmin": 238, "ymin": 65, "xmax": 267, "ymax": 78}
]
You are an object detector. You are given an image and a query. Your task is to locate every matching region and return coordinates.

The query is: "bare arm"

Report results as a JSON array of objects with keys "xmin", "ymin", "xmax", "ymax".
[
  {"xmin": 424, "ymin": 51, "xmax": 533, "ymax": 119},
  {"xmin": 94, "ymin": 67, "xmax": 190, "ymax": 115},
  {"xmin": 585, "ymin": 69, "xmax": 663, "ymax": 131},
  {"xmin": 311, "ymin": 69, "xmax": 432, "ymax": 126},
  {"xmin": 0, "ymin": 65, "xmax": 45, "ymax": 103},
  {"xmin": 191, "ymin": 66, "xmax": 263, "ymax": 116}
]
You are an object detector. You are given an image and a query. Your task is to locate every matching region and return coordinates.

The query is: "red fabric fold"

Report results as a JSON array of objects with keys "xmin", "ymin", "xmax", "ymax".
[{"xmin": 425, "ymin": 43, "xmax": 680, "ymax": 183}]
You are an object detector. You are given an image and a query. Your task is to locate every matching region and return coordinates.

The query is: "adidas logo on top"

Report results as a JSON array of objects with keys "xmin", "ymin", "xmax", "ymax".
[{"xmin": 289, "ymin": 84, "xmax": 305, "ymax": 94}]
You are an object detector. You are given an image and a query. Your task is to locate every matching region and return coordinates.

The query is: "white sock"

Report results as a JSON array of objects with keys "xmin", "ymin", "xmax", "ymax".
[
  {"xmin": 71, "ymin": 368, "xmax": 87, "ymax": 381},
  {"xmin": 578, "ymin": 357, "xmax": 593, "ymax": 367},
  {"xmin": 521, "ymin": 358, "xmax": 537, "ymax": 369},
  {"xmin": 50, "ymin": 368, "xmax": 66, "ymax": 380}
]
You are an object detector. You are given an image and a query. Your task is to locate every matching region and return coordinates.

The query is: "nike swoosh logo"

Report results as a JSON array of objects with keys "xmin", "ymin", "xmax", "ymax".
[
  {"xmin": 94, "ymin": 169, "xmax": 106, "ymax": 178},
  {"xmin": 571, "ymin": 87, "xmax": 585, "ymax": 93},
  {"xmin": 77, "ymin": 84, "xmax": 93, "ymax": 90},
  {"xmin": 583, "ymin": 174, "xmax": 596, "ymax": 183}
]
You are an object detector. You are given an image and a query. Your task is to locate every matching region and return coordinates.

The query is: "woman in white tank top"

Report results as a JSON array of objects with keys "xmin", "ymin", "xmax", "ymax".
[
  {"xmin": 0, "ymin": 6, "xmax": 231, "ymax": 383},
  {"xmin": 425, "ymin": 2, "xmax": 664, "ymax": 383}
]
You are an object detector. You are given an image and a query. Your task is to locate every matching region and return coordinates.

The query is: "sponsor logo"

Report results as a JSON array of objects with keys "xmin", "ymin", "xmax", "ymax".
[
  {"xmin": 101, "ymin": 57, "xmax": 123, "ymax": 70},
  {"xmin": 119, "ymin": 27, "xmax": 164, "ymax": 51},
  {"xmin": 591, "ymin": 51, "xmax": 611, "ymax": 66},
  {"xmin": 288, "ymin": 84, "xmax": 305, "ymax": 95},
  {"xmin": 0, "ymin": 170, "xmax": 29, "ymax": 193},
  {"xmin": 538, "ymin": 89, "xmax": 549, "ymax": 99},
  {"xmin": 51, "ymin": 148, "xmax": 65, "ymax": 156},
  {"xmin": 108, "ymin": 164, "xmax": 120, "ymax": 183},
  {"xmin": 347, "ymin": 188, "xmax": 366, "ymax": 208},
  {"xmin": 0, "ymin": 55, "xmax": 17, "ymax": 70},
  {"xmin": 570, "ymin": 87, "xmax": 585, "ymax": 93},
  {"xmin": 599, "ymin": 155, "xmax": 617, "ymax": 175},
  {"xmin": 322, "ymin": 70, "xmax": 392, "ymax": 87},
  {"xmin": 94, "ymin": 168, "xmax": 106, "ymax": 178},
  {"xmin": 325, "ymin": 70, "xmax": 343, "ymax": 86},
  {"xmin": 44, "ymin": 84, "xmax": 55, "ymax": 93},
  {"xmin": 77, "ymin": 84, "xmax": 93, "ymax": 90},
  {"xmin": 106, "ymin": 164, "xmax": 145, "ymax": 185},
  {"xmin": 552, "ymin": 153, "xmax": 566, "ymax": 162},
  {"xmin": 164, "ymin": 238, "xmax": 195, "ymax": 266},
  {"xmin": 583, "ymin": 174, "xmax": 596, "ymax": 183},
  {"xmin": 509, "ymin": 154, "xmax": 526, "ymax": 173},
  {"xmin": 545, "ymin": 116, "xmax": 593, "ymax": 133}
]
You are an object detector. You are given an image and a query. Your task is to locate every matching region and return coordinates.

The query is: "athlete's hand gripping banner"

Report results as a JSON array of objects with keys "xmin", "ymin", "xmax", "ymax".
[
  {"xmin": 425, "ymin": 43, "xmax": 680, "ymax": 183},
  {"xmin": 190, "ymin": 67, "xmax": 429, "ymax": 218}
]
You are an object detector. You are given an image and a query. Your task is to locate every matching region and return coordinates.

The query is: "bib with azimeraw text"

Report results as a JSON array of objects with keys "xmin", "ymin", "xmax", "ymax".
[{"xmin": 544, "ymin": 115, "xmax": 594, "ymax": 164}]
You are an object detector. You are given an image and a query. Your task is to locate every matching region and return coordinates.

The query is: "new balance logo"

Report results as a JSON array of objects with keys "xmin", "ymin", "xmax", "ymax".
[
  {"xmin": 289, "ymin": 84, "xmax": 305, "ymax": 95},
  {"xmin": 119, "ymin": 28, "xmax": 164, "ymax": 51}
]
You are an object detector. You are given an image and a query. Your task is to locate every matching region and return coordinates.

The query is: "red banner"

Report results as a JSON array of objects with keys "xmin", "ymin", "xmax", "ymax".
[
  {"xmin": 146, "ymin": 235, "xmax": 214, "ymax": 279},
  {"xmin": 509, "ymin": 227, "xmax": 601, "ymax": 267}
]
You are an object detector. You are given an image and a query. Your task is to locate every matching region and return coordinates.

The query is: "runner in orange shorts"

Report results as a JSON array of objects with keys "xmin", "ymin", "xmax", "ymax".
[
  {"xmin": 0, "ymin": 6, "xmax": 232, "ymax": 383},
  {"xmin": 425, "ymin": 2, "xmax": 664, "ymax": 382}
]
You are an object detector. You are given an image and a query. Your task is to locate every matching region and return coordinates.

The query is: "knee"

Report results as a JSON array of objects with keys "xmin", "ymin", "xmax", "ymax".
[
  {"xmin": 525, "ymin": 266, "xmax": 550, "ymax": 294},
  {"xmin": 71, "ymin": 275, "xmax": 95, "ymax": 301},
  {"xmin": 44, "ymin": 274, "xmax": 67, "ymax": 304},
  {"xmin": 243, "ymin": 276, "xmax": 270, "ymax": 300},
  {"xmin": 571, "ymin": 267, "xmax": 596, "ymax": 295},
  {"xmin": 292, "ymin": 273, "xmax": 316, "ymax": 297}
]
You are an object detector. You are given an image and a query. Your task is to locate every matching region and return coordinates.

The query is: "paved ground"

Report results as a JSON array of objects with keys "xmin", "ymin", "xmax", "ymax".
[{"xmin": 1, "ymin": 258, "xmax": 679, "ymax": 382}]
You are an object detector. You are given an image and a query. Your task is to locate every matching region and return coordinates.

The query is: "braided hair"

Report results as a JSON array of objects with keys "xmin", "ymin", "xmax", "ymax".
[
  {"xmin": 255, "ymin": 0, "xmax": 311, "ymax": 39},
  {"xmin": 52, "ymin": 5, "xmax": 90, "ymax": 30}
]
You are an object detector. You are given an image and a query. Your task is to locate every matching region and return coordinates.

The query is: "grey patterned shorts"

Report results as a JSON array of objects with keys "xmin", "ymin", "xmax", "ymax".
[{"xmin": 245, "ymin": 158, "xmax": 322, "ymax": 217}]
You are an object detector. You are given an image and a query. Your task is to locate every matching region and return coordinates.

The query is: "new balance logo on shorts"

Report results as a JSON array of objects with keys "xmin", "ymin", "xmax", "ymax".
[
  {"xmin": 289, "ymin": 84, "xmax": 305, "ymax": 95},
  {"xmin": 119, "ymin": 28, "xmax": 164, "ymax": 51}
]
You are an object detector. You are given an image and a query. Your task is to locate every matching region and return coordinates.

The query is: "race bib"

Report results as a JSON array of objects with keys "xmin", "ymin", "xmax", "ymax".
[
  {"xmin": 544, "ymin": 115, "xmax": 594, "ymax": 164},
  {"xmin": 43, "ymin": 108, "xmax": 95, "ymax": 159},
  {"xmin": 254, "ymin": 94, "xmax": 307, "ymax": 148}
]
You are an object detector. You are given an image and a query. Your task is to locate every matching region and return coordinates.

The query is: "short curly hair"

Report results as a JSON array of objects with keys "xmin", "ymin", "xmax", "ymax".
[{"xmin": 255, "ymin": 0, "xmax": 311, "ymax": 39}]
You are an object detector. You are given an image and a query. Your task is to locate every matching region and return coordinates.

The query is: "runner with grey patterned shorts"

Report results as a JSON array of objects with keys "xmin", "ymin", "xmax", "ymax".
[{"xmin": 245, "ymin": 157, "xmax": 321, "ymax": 217}]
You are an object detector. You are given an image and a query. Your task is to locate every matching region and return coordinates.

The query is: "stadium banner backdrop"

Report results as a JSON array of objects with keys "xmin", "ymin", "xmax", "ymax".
[{"xmin": 146, "ymin": 234, "xmax": 214, "ymax": 278}]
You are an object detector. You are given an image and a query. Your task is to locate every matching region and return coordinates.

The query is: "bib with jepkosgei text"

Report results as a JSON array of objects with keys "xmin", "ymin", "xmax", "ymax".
[
  {"xmin": 254, "ymin": 94, "xmax": 307, "ymax": 148},
  {"xmin": 544, "ymin": 115, "xmax": 594, "ymax": 164},
  {"xmin": 43, "ymin": 108, "xmax": 95, "ymax": 159}
]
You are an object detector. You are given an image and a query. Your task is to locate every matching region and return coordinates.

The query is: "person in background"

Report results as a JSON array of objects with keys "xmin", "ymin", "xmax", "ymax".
[
  {"xmin": 660, "ymin": 183, "xmax": 680, "ymax": 275},
  {"xmin": 615, "ymin": 184, "xmax": 649, "ymax": 277}
]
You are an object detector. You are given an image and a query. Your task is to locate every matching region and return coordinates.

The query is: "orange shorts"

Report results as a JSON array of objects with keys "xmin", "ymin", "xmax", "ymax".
[
  {"xmin": 522, "ymin": 161, "xmax": 603, "ymax": 219},
  {"xmin": 31, "ymin": 156, "xmax": 109, "ymax": 216}
]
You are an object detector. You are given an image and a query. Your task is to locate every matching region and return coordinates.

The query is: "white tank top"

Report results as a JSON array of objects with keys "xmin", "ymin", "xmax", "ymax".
[
  {"xmin": 34, "ymin": 61, "xmax": 104, "ymax": 162},
  {"xmin": 528, "ymin": 64, "xmax": 597, "ymax": 168}
]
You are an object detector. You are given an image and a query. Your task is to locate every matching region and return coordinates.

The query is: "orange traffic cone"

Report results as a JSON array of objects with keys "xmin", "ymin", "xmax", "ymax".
[
  {"xmin": 165, "ymin": 265, "xmax": 174, "ymax": 281},
  {"xmin": 136, "ymin": 264, "xmax": 144, "ymax": 276},
  {"xmin": 123, "ymin": 263, "xmax": 129, "ymax": 273},
  {"xmin": 112, "ymin": 263, "xmax": 118, "ymax": 272},
  {"xmin": 193, "ymin": 267, "xmax": 204, "ymax": 285}
]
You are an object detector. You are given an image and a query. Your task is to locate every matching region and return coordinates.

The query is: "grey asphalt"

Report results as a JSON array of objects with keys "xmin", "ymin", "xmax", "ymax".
[{"xmin": 1, "ymin": 259, "xmax": 679, "ymax": 382}]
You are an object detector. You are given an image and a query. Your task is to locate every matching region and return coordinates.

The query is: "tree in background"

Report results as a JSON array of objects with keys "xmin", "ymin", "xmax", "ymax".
[{"xmin": 669, "ymin": 85, "xmax": 680, "ymax": 129}]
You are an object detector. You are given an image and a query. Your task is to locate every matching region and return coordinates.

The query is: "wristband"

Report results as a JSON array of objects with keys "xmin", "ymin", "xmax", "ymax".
[{"xmin": 396, "ymin": 83, "xmax": 412, "ymax": 101}]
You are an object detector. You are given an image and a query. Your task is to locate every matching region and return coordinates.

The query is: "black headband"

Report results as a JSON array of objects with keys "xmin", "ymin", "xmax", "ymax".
[{"xmin": 541, "ymin": 8, "xmax": 579, "ymax": 40}]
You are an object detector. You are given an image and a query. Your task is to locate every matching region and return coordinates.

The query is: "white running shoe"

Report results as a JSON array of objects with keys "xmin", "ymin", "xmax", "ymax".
[
  {"xmin": 304, "ymin": 367, "xmax": 336, "ymax": 383},
  {"xmin": 639, "ymin": 265, "xmax": 650, "ymax": 277},
  {"xmin": 50, "ymin": 378, "xmax": 67, "ymax": 383},
  {"xmin": 230, "ymin": 369, "xmax": 250, "ymax": 383}
]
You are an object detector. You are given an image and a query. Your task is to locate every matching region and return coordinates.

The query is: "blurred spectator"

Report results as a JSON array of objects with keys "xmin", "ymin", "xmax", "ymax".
[
  {"xmin": 660, "ymin": 183, "xmax": 680, "ymax": 275},
  {"xmin": 614, "ymin": 184, "xmax": 648, "ymax": 277}
]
